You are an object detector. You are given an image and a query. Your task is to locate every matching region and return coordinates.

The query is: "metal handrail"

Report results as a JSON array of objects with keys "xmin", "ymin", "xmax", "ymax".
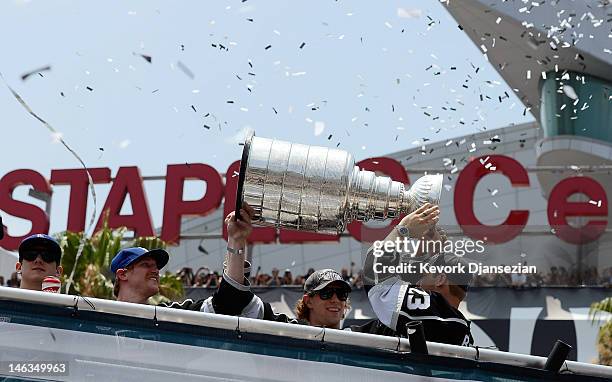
[{"xmin": 0, "ymin": 287, "xmax": 610, "ymax": 378}]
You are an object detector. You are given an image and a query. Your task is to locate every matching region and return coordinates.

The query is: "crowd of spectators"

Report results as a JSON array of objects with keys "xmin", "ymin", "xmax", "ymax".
[
  {"xmin": 0, "ymin": 273, "xmax": 21, "ymax": 288},
  {"xmin": 470, "ymin": 265, "xmax": 611, "ymax": 288},
  {"xmin": 3, "ymin": 264, "xmax": 610, "ymax": 290},
  {"xmin": 168, "ymin": 263, "xmax": 612, "ymax": 290},
  {"xmin": 174, "ymin": 263, "xmax": 365, "ymax": 289}
]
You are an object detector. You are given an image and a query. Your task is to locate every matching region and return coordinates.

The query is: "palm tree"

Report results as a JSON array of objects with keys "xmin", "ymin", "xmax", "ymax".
[
  {"xmin": 59, "ymin": 223, "xmax": 124, "ymax": 298},
  {"xmin": 590, "ymin": 297, "xmax": 612, "ymax": 365},
  {"xmin": 58, "ymin": 221, "xmax": 183, "ymax": 303}
]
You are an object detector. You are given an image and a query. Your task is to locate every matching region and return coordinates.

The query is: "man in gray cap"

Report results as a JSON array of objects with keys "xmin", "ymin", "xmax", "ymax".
[
  {"xmin": 199, "ymin": 204, "xmax": 351, "ymax": 328},
  {"xmin": 294, "ymin": 269, "xmax": 352, "ymax": 328},
  {"xmin": 213, "ymin": 201, "xmax": 457, "ymax": 332}
]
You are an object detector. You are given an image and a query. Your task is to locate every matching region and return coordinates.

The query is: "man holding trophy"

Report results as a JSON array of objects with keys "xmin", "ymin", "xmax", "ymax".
[
  {"xmin": 221, "ymin": 204, "xmax": 348, "ymax": 327},
  {"xmin": 221, "ymin": 133, "xmax": 474, "ymax": 345},
  {"xmin": 355, "ymin": 206, "xmax": 475, "ymax": 347},
  {"xmin": 219, "ymin": 201, "xmax": 455, "ymax": 332}
]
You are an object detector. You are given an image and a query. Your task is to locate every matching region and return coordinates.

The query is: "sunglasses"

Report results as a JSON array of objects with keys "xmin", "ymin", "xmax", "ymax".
[
  {"xmin": 313, "ymin": 287, "xmax": 349, "ymax": 301},
  {"xmin": 20, "ymin": 251, "xmax": 58, "ymax": 264}
]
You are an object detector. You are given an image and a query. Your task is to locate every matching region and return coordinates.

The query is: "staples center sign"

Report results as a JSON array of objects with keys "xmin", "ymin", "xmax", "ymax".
[{"xmin": 0, "ymin": 155, "xmax": 608, "ymax": 251}]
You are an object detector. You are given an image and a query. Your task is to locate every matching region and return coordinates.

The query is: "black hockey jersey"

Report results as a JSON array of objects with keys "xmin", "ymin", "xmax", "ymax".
[
  {"xmin": 160, "ymin": 273, "xmax": 302, "ymax": 325},
  {"xmin": 354, "ymin": 278, "xmax": 473, "ymax": 346}
]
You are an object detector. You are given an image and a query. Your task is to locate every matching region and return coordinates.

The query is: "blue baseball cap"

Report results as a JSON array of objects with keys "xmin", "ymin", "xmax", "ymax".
[
  {"xmin": 111, "ymin": 247, "xmax": 169, "ymax": 274},
  {"xmin": 18, "ymin": 234, "xmax": 62, "ymax": 263}
]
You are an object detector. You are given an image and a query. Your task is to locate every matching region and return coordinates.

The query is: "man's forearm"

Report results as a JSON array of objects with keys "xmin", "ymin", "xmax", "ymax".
[
  {"xmin": 376, "ymin": 225, "xmax": 400, "ymax": 245},
  {"xmin": 226, "ymin": 237, "xmax": 246, "ymax": 284}
]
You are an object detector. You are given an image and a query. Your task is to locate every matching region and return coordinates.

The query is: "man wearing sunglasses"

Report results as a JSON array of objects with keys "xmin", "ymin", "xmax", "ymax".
[
  {"xmin": 16, "ymin": 234, "xmax": 63, "ymax": 291},
  {"xmin": 185, "ymin": 205, "xmax": 351, "ymax": 328},
  {"xmin": 294, "ymin": 269, "xmax": 352, "ymax": 328}
]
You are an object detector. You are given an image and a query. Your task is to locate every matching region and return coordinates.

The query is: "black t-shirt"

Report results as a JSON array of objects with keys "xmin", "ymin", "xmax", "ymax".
[{"xmin": 161, "ymin": 274, "xmax": 302, "ymax": 325}]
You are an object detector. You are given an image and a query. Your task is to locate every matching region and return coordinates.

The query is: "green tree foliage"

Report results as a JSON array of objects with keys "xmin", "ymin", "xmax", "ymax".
[{"xmin": 590, "ymin": 297, "xmax": 612, "ymax": 365}]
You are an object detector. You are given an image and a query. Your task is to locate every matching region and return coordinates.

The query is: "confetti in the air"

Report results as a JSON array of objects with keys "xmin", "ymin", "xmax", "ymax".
[
  {"xmin": 50, "ymin": 132, "xmax": 63, "ymax": 144},
  {"xmin": 134, "ymin": 53, "xmax": 152, "ymax": 63},
  {"xmin": 176, "ymin": 61, "xmax": 195, "ymax": 79},
  {"xmin": 21, "ymin": 65, "xmax": 51, "ymax": 81},
  {"xmin": 1, "ymin": 72, "xmax": 100, "ymax": 294},
  {"xmin": 397, "ymin": 8, "xmax": 422, "ymax": 19},
  {"xmin": 314, "ymin": 121, "xmax": 325, "ymax": 136},
  {"xmin": 562, "ymin": 85, "xmax": 578, "ymax": 100}
]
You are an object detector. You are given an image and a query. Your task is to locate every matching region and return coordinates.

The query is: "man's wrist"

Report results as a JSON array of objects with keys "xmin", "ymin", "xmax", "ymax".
[
  {"xmin": 396, "ymin": 225, "xmax": 410, "ymax": 238},
  {"xmin": 227, "ymin": 246, "xmax": 245, "ymax": 256},
  {"xmin": 228, "ymin": 237, "xmax": 246, "ymax": 247}
]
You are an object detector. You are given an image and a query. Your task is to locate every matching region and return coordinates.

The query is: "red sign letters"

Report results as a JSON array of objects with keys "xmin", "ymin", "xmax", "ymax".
[{"xmin": 0, "ymin": 155, "xmax": 608, "ymax": 250}]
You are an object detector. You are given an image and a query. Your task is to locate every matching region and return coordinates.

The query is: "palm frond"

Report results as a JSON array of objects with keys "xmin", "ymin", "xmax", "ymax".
[
  {"xmin": 590, "ymin": 297, "xmax": 612, "ymax": 324},
  {"xmin": 158, "ymin": 272, "xmax": 184, "ymax": 301}
]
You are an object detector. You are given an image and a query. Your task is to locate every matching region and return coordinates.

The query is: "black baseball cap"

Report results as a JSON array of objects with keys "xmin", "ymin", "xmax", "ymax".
[
  {"xmin": 304, "ymin": 269, "xmax": 351, "ymax": 294},
  {"xmin": 18, "ymin": 234, "xmax": 62, "ymax": 263}
]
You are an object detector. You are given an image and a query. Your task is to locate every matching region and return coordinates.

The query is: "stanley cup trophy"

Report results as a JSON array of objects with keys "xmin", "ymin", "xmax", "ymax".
[{"xmin": 235, "ymin": 132, "xmax": 443, "ymax": 234}]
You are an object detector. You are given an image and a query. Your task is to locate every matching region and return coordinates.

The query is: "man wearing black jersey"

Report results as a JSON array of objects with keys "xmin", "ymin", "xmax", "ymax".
[
  {"xmin": 159, "ymin": 205, "xmax": 260, "ymax": 315},
  {"xmin": 162, "ymin": 200, "xmax": 468, "ymax": 343},
  {"xmin": 108, "ymin": 204, "xmax": 265, "ymax": 317},
  {"xmin": 193, "ymin": 204, "xmax": 351, "ymax": 327},
  {"xmin": 355, "ymin": 203, "xmax": 475, "ymax": 346},
  {"xmin": 357, "ymin": 251, "xmax": 474, "ymax": 346},
  {"xmin": 198, "ymin": 202, "xmax": 451, "ymax": 333},
  {"xmin": 158, "ymin": 204, "xmax": 328, "ymax": 323}
]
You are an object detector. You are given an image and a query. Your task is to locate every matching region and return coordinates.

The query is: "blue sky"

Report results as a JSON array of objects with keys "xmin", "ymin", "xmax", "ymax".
[{"xmin": 0, "ymin": 0, "xmax": 534, "ymax": 237}]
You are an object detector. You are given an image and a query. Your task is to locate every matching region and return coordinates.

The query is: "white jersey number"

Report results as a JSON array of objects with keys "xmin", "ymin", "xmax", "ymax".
[{"xmin": 406, "ymin": 288, "xmax": 431, "ymax": 310}]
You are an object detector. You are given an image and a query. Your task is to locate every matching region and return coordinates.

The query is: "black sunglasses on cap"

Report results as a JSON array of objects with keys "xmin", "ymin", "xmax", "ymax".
[
  {"xmin": 20, "ymin": 251, "xmax": 59, "ymax": 264},
  {"xmin": 312, "ymin": 287, "xmax": 349, "ymax": 301}
]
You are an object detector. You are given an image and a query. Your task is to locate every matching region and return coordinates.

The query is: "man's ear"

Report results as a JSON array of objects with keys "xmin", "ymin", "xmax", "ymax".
[
  {"xmin": 303, "ymin": 294, "xmax": 313, "ymax": 308},
  {"xmin": 116, "ymin": 269, "xmax": 128, "ymax": 281},
  {"xmin": 56, "ymin": 265, "xmax": 63, "ymax": 276},
  {"xmin": 15, "ymin": 262, "xmax": 22, "ymax": 272}
]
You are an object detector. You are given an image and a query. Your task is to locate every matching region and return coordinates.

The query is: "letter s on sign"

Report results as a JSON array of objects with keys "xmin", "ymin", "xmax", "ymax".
[{"xmin": 0, "ymin": 170, "xmax": 51, "ymax": 251}]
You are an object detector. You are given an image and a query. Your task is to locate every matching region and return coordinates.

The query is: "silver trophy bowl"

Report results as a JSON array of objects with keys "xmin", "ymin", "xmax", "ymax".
[{"xmin": 236, "ymin": 132, "xmax": 443, "ymax": 234}]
